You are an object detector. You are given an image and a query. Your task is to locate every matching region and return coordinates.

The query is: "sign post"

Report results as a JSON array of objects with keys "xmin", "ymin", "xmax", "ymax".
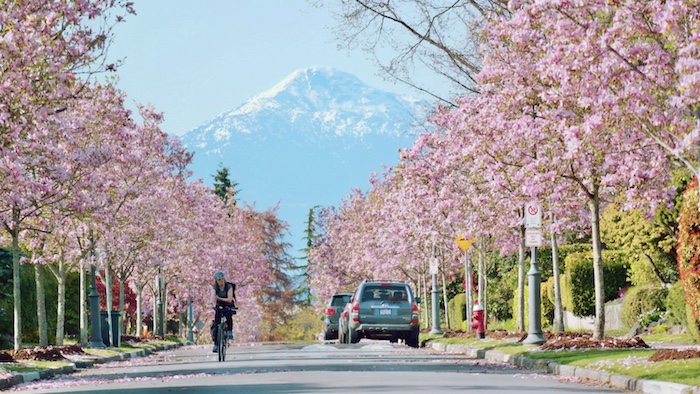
[
  {"xmin": 523, "ymin": 201, "xmax": 546, "ymax": 344},
  {"xmin": 455, "ymin": 236, "xmax": 475, "ymax": 331}
]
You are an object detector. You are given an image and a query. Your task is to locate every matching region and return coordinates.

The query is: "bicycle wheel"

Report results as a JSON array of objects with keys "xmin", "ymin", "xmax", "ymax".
[
  {"xmin": 221, "ymin": 328, "xmax": 227, "ymax": 361},
  {"xmin": 218, "ymin": 323, "xmax": 226, "ymax": 362}
]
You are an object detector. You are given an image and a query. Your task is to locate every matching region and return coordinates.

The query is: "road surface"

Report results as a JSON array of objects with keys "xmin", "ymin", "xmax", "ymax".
[{"xmin": 9, "ymin": 341, "xmax": 628, "ymax": 393}]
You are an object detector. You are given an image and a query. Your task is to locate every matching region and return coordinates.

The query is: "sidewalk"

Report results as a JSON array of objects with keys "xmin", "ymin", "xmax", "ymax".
[
  {"xmin": 429, "ymin": 342, "xmax": 700, "ymax": 394},
  {"xmin": 0, "ymin": 341, "xmax": 188, "ymax": 391}
]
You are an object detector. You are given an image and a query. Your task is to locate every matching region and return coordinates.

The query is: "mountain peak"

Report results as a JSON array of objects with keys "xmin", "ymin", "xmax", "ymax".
[
  {"xmin": 178, "ymin": 67, "xmax": 431, "ymax": 262},
  {"xmin": 183, "ymin": 66, "xmax": 430, "ymax": 145},
  {"xmin": 232, "ymin": 66, "xmax": 369, "ymax": 117}
]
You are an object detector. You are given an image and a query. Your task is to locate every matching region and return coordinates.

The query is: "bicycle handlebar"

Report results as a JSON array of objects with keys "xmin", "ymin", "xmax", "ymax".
[{"xmin": 214, "ymin": 305, "xmax": 238, "ymax": 314}]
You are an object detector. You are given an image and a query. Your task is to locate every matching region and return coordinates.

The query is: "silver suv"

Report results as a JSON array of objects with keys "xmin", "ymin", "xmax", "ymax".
[
  {"xmin": 339, "ymin": 280, "xmax": 421, "ymax": 347},
  {"xmin": 321, "ymin": 292, "xmax": 352, "ymax": 340}
]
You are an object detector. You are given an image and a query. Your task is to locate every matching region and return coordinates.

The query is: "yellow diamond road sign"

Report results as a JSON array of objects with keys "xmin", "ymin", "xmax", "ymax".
[{"xmin": 455, "ymin": 236, "xmax": 474, "ymax": 252}]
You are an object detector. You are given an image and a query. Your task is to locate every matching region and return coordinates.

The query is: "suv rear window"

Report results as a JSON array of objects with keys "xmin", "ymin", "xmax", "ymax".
[
  {"xmin": 361, "ymin": 286, "xmax": 408, "ymax": 302},
  {"xmin": 331, "ymin": 296, "xmax": 348, "ymax": 307}
]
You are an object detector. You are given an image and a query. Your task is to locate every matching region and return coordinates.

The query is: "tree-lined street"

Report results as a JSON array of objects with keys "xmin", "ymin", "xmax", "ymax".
[{"xmin": 9, "ymin": 342, "xmax": 625, "ymax": 393}]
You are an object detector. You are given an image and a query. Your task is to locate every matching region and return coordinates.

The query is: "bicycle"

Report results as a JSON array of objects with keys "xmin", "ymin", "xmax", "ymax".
[{"xmin": 214, "ymin": 305, "xmax": 237, "ymax": 362}]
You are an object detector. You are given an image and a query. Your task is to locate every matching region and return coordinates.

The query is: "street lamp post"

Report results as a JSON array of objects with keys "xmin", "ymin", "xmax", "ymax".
[
  {"xmin": 88, "ymin": 264, "xmax": 104, "ymax": 348},
  {"xmin": 523, "ymin": 201, "xmax": 546, "ymax": 345},
  {"xmin": 429, "ymin": 245, "xmax": 443, "ymax": 335},
  {"xmin": 188, "ymin": 295, "xmax": 194, "ymax": 343}
]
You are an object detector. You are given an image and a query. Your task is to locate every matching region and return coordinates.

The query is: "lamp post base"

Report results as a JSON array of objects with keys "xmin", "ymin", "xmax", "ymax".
[
  {"xmin": 523, "ymin": 332, "xmax": 546, "ymax": 344},
  {"xmin": 88, "ymin": 340, "xmax": 106, "ymax": 348}
]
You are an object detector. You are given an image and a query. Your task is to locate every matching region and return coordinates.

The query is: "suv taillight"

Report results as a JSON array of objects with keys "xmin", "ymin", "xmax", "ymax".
[
  {"xmin": 325, "ymin": 308, "xmax": 336, "ymax": 316},
  {"xmin": 350, "ymin": 300, "xmax": 360, "ymax": 322},
  {"xmin": 411, "ymin": 301, "xmax": 420, "ymax": 324}
]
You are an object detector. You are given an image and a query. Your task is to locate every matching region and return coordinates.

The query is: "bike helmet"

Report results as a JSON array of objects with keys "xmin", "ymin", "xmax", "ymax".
[{"xmin": 214, "ymin": 271, "xmax": 225, "ymax": 280}]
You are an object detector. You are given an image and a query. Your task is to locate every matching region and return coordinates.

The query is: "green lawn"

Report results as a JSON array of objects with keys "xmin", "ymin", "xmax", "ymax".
[
  {"xmin": 0, "ymin": 337, "xmax": 185, "ymax": 376},
  {"xmin": 426, "ymin": 332, "xmax": 700, "ymax": 387},
  {"xmin": 3, "ymin": 360, "xmax": 72, "ymax": 373},
  {"xmin": 526, "ymin": 348, "xmax": 700, "ymax": 387}
]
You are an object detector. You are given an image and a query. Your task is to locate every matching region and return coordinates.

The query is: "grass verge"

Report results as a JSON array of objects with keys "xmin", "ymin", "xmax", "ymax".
[{"xmin": 429, "ymin": 333, "xmax": 700, "ymax": 387}]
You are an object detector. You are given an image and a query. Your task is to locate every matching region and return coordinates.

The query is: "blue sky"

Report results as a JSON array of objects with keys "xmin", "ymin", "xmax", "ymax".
[
  {"xmin": 106, "ymin": 0, "xmax": 434, "ymax": 137},
  {"xmin": 105, "ymin": 1, "xmax": 448, "ymax": 261}
]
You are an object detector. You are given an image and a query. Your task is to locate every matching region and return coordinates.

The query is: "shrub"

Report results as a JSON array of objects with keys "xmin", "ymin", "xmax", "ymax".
[
  {"xmin": 665, "ymin": 281, "xmax": 687, "ymax": 326},
  {"xmin": 686, "ymin": 303, "xmax": 700, "ymax": 343},
  {"xmin": 488, "ymin": 273, "xmax": 514, "ymax": 322},
  {"xmin": 273, "ymin": 304, "xmax": 323, "ymax": 341},
  {"xmin": 677, "ymin": 177, "xmax": 700, "ymax": 333},
  {"xmin": 537, "ymin": 243, "xmax": 592, "ymax": 285},
  {"xmin": 447, "ymin": 293, "xmax": 467, "ymax": 330},
  {"xmin": 565, "ymin": 250, "xmax": 631, "ymax": 317},
  {"xmin": 649, "ymin": 323, "xmax": 671, "ymax": 335},
  {"xmin": 621, "ymin": 285, "xmax": 668, "ymax": 328},
  {"xmin": 510, "ymin": 284, "xmax": 551, "ymax": 330}
]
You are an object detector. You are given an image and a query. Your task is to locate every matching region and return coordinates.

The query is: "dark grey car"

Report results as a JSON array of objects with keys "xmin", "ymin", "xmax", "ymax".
[
  {"xmin": 321, "ymin": 292, "xmax": 353, "ymax": 341},
  {"xmin": 339, "ymin": 280, "xmax": 421, "ymax": 347}
]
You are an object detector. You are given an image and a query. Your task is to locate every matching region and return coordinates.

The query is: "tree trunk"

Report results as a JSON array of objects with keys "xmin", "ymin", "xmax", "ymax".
[
  {"xmin": 136, "ymin": 280, "xmax": 144, "ymax": 337},
  {"xmin": 589, "ymin": 193, "xmax": 606, "ymax": 340},
  {"xmin": 478, "ymin": 245, "xmax": 488, "ymax": 328},
  {"xmin": 465, "ymin": 251, "xmax": 473, "ymax": 331},
  {"xmin": 641, "ymin": 251, "xmax": 670, "ymax": 288},
  {"xmin": 478, "ymin": 246, "xmax": 486, "ymax": 307},
  {"xmin": 551, "ymin": 230, "xmax": 564, "ymax": 332},
  {"xmin": 162, "ymin": 280, "xmax": 168, "ymax": 336},
  {"xmin": 441, "ymin": 270, "xmax": 449, "ymax": 329},
  {"xmin": 518, "ymin": 225, "xmax": 526, "ymax": 332},
  {"xmin": 118, "ymin": 274, "xmax": 125, "ymax": 337},
  {"xmin": 11, "ymin": 208, "xmax": 22, "ymax": 350},
  {"xmin": 35, "ymin": 263, "xmax": 48, "ymax": 347},
  {"xmin": 80, "ymin": 266, "xmax": 87, "ymax": 345},
  {"xmin": 153, "ymin": 277, "xmax": 158, "ymax": 336},
  {"xmin": 45, "ymin": 254, "xmax": 68, "ymax": 346},
  {"xmin": 106, "ymin": 260, "xmax": 113, "ymax": 346},
  {"xmin": 422, "ymin": 273, "xmax": 429, "ymax": 328},
  {"xmin": 55, "ymin": 272, "xmax": 66, "ymax": 346}
]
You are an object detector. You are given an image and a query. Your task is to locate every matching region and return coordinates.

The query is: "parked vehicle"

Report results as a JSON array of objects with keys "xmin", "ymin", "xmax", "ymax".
[
  {"xmin": 321, "ymin": 292, "xmax": 353, "ymax": 341},
  {"xmin": 339, "ymin": 280, "xmax": 421, "ymax": 347}
]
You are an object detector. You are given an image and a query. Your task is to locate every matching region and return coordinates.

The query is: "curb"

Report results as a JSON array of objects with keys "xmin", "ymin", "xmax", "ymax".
[
  {"xmin": 0, "ymin": 341, "xmax": 189, "ymax": 390},
  {"xmin": 430, "ymin": 342, "xmax": 700, "ymax": 394}
]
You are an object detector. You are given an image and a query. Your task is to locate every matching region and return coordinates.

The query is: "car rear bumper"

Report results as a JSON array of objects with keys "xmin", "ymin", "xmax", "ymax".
[{"xmin": 352, "ymin": 323, "xmax": 418, "ymax": 333}]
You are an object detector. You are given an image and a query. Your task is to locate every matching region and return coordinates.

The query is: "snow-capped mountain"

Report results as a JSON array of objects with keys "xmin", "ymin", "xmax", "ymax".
[{"xmin": 179, "ymin": 66, "xmax": 433, "ymax": 255}]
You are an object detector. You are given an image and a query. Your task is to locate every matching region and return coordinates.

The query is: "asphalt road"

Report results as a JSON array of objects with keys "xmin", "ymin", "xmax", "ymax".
[{"xmin": 9, "ymin": 341, "xmax": 629, "ymax": 393}]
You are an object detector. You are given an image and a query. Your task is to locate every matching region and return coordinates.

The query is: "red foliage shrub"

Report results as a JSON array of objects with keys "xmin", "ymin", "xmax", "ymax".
[{"xmin": 677, "ymin": 177, "xmax": 700, "ymax": 325}]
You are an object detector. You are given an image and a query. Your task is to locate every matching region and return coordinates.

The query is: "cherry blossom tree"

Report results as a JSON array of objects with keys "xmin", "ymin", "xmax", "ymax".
[
  {"xmin": 458, "ymin": 0, "xmax": 677, "ymax": 339},
  {"xmin": 0, "ymin": 0, "xmax": 134, "ymax": 350}
]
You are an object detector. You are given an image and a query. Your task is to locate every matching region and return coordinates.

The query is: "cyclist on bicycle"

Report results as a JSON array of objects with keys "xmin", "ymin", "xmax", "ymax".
[{"xmin": 212, "ymin": 271, "xmax": 236, "ymax": 353}]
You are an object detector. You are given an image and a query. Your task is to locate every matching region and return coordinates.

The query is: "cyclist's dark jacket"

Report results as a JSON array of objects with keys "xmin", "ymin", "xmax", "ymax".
[{"xmin": 214, "ymin": 282, "xmax": 236, "ymax": 308}]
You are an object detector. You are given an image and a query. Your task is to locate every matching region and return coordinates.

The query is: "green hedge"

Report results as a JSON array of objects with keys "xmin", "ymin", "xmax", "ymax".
[
  {"xmin": 565, "ymin": 250, "xmax": 631, "ymax": 317},
  {"xmin": 538, "ymin": 243, "xmax": 592, "ymax": 277},
  {"xmin": 665, "ymin": 281, "xmax": 687, "ymax": 326},
  {"xmin": 0, "ymin": 256, "xmax": 83, "ymax": 347},
  {"xmin": 621, "ymin": 285, "xmax": 668, "ymax": 328},
  {"xmin": 512, "ymin": 284, "xmax": 552, "ymax": 329},
  {"xmin": 447, "ymin": 293, "xmax": 468, "ymax": 331},
  {"xmin": 686, "ymin": 303, "xmax": 700, "ymax": 343}
]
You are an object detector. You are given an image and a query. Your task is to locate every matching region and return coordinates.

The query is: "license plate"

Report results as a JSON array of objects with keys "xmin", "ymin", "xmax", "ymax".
[{"xmin": 379, "ymin": 308, "xmax": 392, "ymax": 315}]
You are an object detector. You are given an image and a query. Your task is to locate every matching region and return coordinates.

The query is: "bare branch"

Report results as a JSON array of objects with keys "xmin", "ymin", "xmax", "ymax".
[{"xmin": 315, "ymin": 0, "xmax": 509, "ymax": 105}]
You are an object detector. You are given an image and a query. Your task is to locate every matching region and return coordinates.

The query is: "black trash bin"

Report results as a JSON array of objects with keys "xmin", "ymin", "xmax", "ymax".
[{"xmin": 100, "ymin": 311, "xmax": 122, "ymax": 347}]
